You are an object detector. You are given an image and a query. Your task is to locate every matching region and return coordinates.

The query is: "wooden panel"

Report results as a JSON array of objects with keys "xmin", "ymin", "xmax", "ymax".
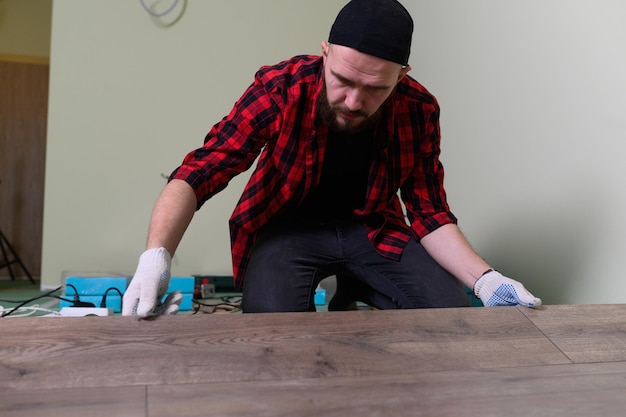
[
  {"xmin": 4, "ymin": 305, "xmax": 626, "ymax": 416},
  {"xmin": 7, "ymin": 364, "xmax": 626, "ymax": 417},
  {"xmin": 0, "ymin": 54, "xmax": 49, "ymax": 65},
  {"xmin": 0, "ymin": 308, "xmax": 569, "ymax": 391},
  {"xmin": 149, "ymin": 361, "xmax": 626, "ymax": 417},
  {"xmin": 0, "ymin": 59, "xmax": 48, "ymax": 278},
  {"xmin": 0, "ymin": 386, "xmax": 146, "ymax": 417},
  {"xmin": 519, "ymin": 304, "xmax": 626, "ymax": 363}
]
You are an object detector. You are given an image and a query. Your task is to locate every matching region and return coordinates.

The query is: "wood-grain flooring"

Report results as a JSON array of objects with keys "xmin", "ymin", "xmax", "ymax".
[{"xmin": 2, "ymin": 305, "xmax": 626, "ymax": 416}]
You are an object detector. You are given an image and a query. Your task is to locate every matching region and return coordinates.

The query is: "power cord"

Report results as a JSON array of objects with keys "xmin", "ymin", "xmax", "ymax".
[
  {"xmin": 65, "ymin": 283, "xmax": 95, "ymax": 307},
  {"xmin": 1, "ymin": 285, "xmax": 126, "ymax": 317},
  {"xmin": 1, "ymin": 286, "xmax": 63, "ymax": 317},
  {"xmin": 64, "ymin": 284, "xmax": 125, "ymax": 312},
  {"xmin": 0, "ymin": 304, "xmax": 61, "ymax": 318},
  {"xmin": 139, "ymin": 0, "xmax": 180, "ymax": 17},
  {"xmin": 100, "ymin": 287, "xmax": 124, "ymax": 309}
]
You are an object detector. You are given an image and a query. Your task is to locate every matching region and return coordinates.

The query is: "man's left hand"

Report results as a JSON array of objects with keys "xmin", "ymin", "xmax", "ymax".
[{"xmin": 474, "ymin": 270, "xmax": 542, "ymax": 308}]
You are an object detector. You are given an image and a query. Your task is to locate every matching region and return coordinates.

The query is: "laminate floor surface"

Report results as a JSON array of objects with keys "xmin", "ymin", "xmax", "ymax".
[{"xmin": 2, "ymin": 305, "xmax": 626, "ymax": 416}]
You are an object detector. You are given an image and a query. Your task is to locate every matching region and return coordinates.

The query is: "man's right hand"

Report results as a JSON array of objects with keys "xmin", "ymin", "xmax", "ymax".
[{"xmin": 122, "ymin": 247, "xmax": 182, "ymax": 317}]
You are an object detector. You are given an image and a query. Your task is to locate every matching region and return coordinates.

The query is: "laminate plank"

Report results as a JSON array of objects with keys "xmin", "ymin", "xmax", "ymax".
[
  {"xmin": 149, "ymin": 361, "xmax": 626, "ymax": 417},
  {"xmin": 0, "ymin": 385, "xmax": 146, "ymax": 417},
  {"xmin": 0, "ymin": 307, "xmax": 568, "ymax": 391},
  {"xmin": 519, "ymin": 304, "xmax": 626, "ymax": 363}
]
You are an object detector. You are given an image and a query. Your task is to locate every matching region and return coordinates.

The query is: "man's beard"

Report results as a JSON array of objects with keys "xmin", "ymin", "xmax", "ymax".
[{"xmin": 317, "ymin": 82, "xmax": 383, "ymax": 135}]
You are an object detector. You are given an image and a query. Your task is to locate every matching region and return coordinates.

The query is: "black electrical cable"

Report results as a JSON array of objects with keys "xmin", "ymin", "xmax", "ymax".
[
  {"xmin": 0, "ymin": 294, "xmax": 70, "ymax": 304},
  {"xmin": 193, "ymin": 295, "xmax": 241, "ymax": 306},
  {"xmin": 65, "ymin": 283, "xmax": 95, "ymax": 307},
  {"xmin": 50, "ymin": 295, "xmax": 75, "ymax": 304},
  {"xmin": 100, "ymin": 287, "xmax": 124, "ymax": 309},
  {"xmin": 1, "ymin": 286, "xmax": 63, "ymax": 317}
]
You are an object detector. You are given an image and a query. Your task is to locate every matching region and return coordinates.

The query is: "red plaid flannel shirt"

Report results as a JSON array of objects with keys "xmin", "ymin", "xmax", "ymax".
[{"xmin": 170, "ymin": 55, "xmax": 457, "ymax": 289}]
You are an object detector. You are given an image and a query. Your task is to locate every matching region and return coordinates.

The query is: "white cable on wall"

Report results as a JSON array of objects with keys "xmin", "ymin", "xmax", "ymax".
[{"xmin": 139, "ymin": 0, "xmax": 180, "ymax": 17}]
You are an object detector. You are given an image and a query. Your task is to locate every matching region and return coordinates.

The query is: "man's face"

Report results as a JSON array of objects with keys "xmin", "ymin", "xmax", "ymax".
[{"xmin": 320, "ymin": 42, "xmax": 410, "ymax": 133}]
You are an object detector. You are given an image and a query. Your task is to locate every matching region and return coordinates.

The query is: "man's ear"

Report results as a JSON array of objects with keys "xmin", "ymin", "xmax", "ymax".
[
  {"xmin": 398, "ymin": 65, "xmax": 412, "ymax": 82},
  {"xmin": 321, "ymin": 41, "xmax": 330, "ymax": 59}
]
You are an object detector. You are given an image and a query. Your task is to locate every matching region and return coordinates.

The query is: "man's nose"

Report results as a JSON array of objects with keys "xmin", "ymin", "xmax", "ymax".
[{"xmin": 344, "ymin": 88, "xmax": 364, "ymax": 111}]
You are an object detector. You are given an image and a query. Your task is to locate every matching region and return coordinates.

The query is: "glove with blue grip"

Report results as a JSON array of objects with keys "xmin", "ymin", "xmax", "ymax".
[
  {"xmin": 474, "ymin": 269, "xmax": 541, "ymax": 308},
  {"xmin": 122, "ymin": 247, "xmax": 182, "ymax": 317}
]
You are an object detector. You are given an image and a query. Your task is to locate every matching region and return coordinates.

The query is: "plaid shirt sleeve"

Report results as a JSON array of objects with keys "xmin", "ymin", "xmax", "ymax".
[
  {"xmin": 169, "ymin": 69, "xmax": 284, "ymax": 209},
  {"xmin": 400, "ymin": 94, "xmax": 457, "ymax": 239}
]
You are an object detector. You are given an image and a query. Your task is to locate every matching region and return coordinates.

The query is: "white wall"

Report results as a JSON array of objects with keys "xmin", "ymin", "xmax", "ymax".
[
  {"xmin": 44, "ymin": 0, "xmax": 626, "ymax": 305},
  {"xmin": 0, "ymin": 0, "xmax": 52, "ymax": 57},
  {"xmin": 408, "ymin": 0, "xmax": 626, "ymax": 304}
]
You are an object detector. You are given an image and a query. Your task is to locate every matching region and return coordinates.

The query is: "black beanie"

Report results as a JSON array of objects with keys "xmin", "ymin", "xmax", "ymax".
[{"xmin": 328, "ymin": 0, "xmax": 413, "ymax": 66}]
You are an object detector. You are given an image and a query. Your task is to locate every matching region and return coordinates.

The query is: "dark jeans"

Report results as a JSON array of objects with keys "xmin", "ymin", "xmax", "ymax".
[{"xmin": 241, "ymin": 218, "xmax": 469, "ymax": 312}]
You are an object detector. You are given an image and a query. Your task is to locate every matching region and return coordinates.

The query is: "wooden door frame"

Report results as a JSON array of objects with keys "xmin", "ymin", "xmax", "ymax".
[{"xmin": 0, "ymin": 54, "xmax": 49, "ymax": 280}]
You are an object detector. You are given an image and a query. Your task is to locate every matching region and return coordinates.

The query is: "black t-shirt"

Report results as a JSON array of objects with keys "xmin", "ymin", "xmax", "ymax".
[{"xmin": 295, "ymin": 127, "xmax": 373, "ymax": 220}]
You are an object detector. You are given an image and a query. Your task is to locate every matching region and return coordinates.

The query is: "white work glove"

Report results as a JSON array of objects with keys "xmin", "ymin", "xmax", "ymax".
[
  {"xmin": 474, "ymin": 270, "xmax": 542, "ymax": 308},
  {"xmin": 122, "ymin": 247, "xmax": 183, "ymax": 317}
]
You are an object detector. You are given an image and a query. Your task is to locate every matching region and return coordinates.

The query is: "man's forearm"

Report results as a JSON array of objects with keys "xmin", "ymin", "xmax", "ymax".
[
  {"xmin": 420, "ymin": 223, "xmax": 491, "ymax": 289},
  {"xmin": 146, "ymin": 179, "xmax": 197, "ymax": 256}
]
